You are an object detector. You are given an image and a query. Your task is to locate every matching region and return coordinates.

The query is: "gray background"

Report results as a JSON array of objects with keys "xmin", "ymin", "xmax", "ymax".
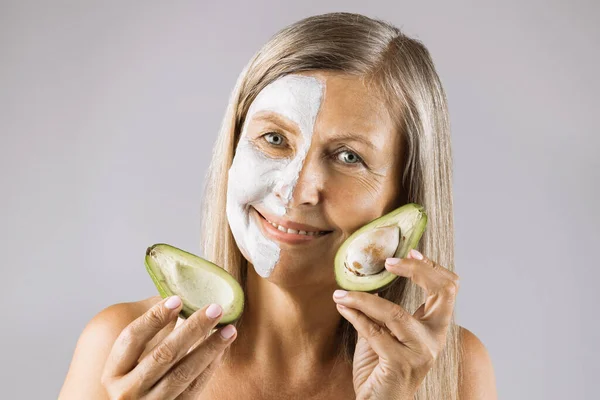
[{"xmin": 1, "ymin": 0, "xmax": 598, "ymax": 398}]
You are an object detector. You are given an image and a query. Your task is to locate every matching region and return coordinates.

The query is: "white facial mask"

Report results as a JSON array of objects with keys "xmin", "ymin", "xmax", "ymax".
[{"xmin": 225, "ymin": 74, "xmax": 325, "ymax": 278}]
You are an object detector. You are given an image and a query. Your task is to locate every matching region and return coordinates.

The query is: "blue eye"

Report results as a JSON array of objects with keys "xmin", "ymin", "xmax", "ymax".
[
  {"xmin": 336, "ymin": 150, "xmax": 362, "ymax": 165},
  {"xmin": 264, "ymin": 132, "xmax": 285, "ymax": 146}
]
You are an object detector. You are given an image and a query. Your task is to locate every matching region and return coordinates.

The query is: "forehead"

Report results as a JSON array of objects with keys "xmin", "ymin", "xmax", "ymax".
[
  {"xmin": 309, "ymin": 72, "xmax": 395, "ymax": 142},
  {"xmin": 245, "ymin": 71, "xmax": 396, "ymax": 144},
  {"xmin": 244, "ymin": 74, "xmax": 324, "ymax": 137}
]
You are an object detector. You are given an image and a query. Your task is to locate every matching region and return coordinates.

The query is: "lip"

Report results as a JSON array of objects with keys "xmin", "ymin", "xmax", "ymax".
[
  {"xmin": 251, "ymin": 207, "xmax": 332, "ymax": 245},
  {"xmin": 256, "ymin": 208, "xmax": 330, "ymax": 232}
]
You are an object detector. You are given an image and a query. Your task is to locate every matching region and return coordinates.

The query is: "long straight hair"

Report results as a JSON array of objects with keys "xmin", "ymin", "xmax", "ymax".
[{"xmin": 200, "ymin": 12, "xmax": 460, "ymax": 399}]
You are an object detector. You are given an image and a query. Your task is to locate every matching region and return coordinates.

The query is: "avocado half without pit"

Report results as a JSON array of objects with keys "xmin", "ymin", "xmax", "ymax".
[
  {"xmin": 145, "ymin": 244, "xmax": 244, "ymax": 325},
  {"xmin": 334, "ymin": 203, "xmax": 428, "ymax": 292}
]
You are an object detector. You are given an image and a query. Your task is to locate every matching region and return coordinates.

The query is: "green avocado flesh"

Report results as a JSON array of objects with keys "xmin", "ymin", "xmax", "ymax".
[
  {"xmin": 145, "ymin": 243, "xmax": 244, "ymax": 324},
  {"xmin": 334, "ymin": 203, "xmax": 428, "ymax": 292}
]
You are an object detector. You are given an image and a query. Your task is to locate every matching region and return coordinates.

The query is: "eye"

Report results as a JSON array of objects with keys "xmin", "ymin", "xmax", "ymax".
[
  {"xmin": 335, "ymin": 150, "xmax": 364, "ymax": 165},
  {"xmin": 263, "ymin": 132, "xmax": 285, "ymax": 146}
]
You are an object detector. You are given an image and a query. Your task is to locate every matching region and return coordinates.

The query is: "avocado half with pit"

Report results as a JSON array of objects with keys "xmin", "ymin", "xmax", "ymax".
[
  {"xmin": 145, "ymin": 243, "xmax": 244, "ymax": 325},
  {"xmin": 334, "ymin": 203, "xmax": 428, "ymax": 292}
]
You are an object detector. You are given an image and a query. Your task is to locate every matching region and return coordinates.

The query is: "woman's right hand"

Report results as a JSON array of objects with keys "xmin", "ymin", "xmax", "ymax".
[{"xmin": 100, "ymin": 295, "xmax": 237, "ymax": 399}]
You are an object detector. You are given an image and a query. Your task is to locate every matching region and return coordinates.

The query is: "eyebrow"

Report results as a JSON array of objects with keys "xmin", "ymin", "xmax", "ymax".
[
  {"xmin": 250, "ymin": 112, "xmax": 299, "ymax": 134},
  {"xmin": 250, "ymin": 111, "xmax": 380, "ymax": 151},
  {"xmin": 329, "ymin": 132, "xmax": 379, "ymax": 152}
]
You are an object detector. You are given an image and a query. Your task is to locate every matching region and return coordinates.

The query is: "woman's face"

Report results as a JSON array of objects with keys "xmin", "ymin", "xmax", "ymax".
[{"xmin": 226, "ymin": 70, "xmax": 404, "ymax": 287}]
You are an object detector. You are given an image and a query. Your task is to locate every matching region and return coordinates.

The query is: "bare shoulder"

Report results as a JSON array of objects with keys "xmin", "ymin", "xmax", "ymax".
[
  {"xmin": 58, "ymin": 295, "xmax": 162, "ymax": 399},
  {"xmin": 457, "ymin": 326, "xmax": 497, "ymax": 400},
  {"xmin": 92, "ymin": 295, "xmax": 161, "ymax": 329},
  {"xmin": 79, "ymin": 295, "xmax": 162, "ymax": 347}
]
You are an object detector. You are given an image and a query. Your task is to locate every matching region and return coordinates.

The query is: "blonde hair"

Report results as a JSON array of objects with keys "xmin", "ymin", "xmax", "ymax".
[{"xmin": 200, "ymin": 12, "xmax": 461, "ymax": 399}]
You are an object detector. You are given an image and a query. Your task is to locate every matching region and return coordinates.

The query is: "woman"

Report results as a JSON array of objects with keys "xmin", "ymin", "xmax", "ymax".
[{"xmin": 59, "ymin": 12, "xmax": 496, "ymax": 399}]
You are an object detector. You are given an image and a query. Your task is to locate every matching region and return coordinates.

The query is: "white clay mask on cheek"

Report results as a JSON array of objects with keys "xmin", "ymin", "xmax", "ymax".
[{"xmin": 225, "ymin": 74, "xmax": 325, "ymax": 278}]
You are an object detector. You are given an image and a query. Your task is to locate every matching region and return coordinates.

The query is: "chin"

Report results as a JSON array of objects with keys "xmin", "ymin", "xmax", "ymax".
[{"xmin": 251, "ymin": 252, "xmax": 337, "ymax": 289}]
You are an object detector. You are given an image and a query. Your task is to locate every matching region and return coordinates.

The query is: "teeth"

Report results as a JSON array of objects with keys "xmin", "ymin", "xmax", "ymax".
[{"xmin": 264, "ymin": 217, "xmax": 324, "ymax": 236}]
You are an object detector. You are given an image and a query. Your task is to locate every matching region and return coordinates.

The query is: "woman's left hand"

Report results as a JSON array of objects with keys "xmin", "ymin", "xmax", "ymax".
[{"xmin": 333, "ymin": 249, "xmax": 460, "ymax": 400}]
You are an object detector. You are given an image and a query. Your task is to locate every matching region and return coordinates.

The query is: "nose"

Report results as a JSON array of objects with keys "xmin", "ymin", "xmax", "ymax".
[{"xmin": 274, "ymin": 154, "xmax": 322, "ymax": 207}]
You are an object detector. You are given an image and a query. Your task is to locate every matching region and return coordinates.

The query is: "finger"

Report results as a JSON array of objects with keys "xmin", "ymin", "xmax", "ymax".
[
  {"xmin": 386, "ymin": 250, "xmax": 460, "ymax": 293},
  {"xmin": 385, "ymin": 250, "xmax": 459, "ymax": 332},
  {"xmin": 336, "ymin": 304, "xmax": 401, "ymax": 360},
  {"xmin": 132, "ymin": 303, "xmax": 225, "ymax": 392},
  {"xmin": 333, "ymin": 290, "xmax": 424, "ymax": 346},
  {"xmin": 146, "ymin": 325, "xmax": 237, "ymax": 400},
  {"xmin": 413, "ymin": 303, "xmax": 426, "ymax": 320},
  {"xmin": 412, "ymin": 249, "xmax": 460, "ymax": 282},
  {"xmin": 105, "ymin": 296, "xmax": 183, "ymax": 377},
  {"xmin": 175, "ymin": 349, "xmax": 225, "ymax": 400}
]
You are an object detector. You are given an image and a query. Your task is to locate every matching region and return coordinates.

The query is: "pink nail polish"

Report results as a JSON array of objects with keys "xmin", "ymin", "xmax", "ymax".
[
  {"xmin": 206, "ymin": 304, "xmax": 222, "ymax": 319},
  {"xmin": 165, "ymin": 296, "xmax": 181, "ymax": 310},
  {"xmin": 333, "ymin": 290, "xmax": 348, "ymax": 298},
  {"xmin": 409, "ymin": 249, "xmax": 424, "ymax": 260},
  {"xmin": 220, "ymin": 325, "xmax": 236, "ymax": 339},
  {"xmin": 386, "ymin": 258, "xmax": 401, "ymax": 265}
]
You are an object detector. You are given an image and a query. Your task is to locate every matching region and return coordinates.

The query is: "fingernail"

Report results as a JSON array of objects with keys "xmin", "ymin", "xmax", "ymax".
[
  {"xmin": 409, "ymin": 249, "xmax": 424, "ymax": 260},
  {"xmin": 220, "ymin": 325, "xmax": 236, "ymax": 339},
  {"xmin": 386, "ymin": 258, "xmax": 401, "ymax": 265},
  {"xmin": 165, "ymin": 296, "xmax": 181, "ymax": 310},
  {"xmin": 333, "ymin": 290, "xmax": 348, "ymax": 298},
  {"xmin": 206, "ymin": 304, "xmax": 222, "ymax": 319}
]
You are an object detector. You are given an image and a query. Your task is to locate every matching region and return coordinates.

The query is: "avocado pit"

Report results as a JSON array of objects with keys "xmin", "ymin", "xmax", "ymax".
[{"xmin": 344, "ymin": 225, "xmax": 400, "ymax": 276}]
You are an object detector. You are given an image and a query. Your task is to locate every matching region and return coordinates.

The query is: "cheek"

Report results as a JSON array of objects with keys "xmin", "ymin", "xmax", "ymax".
[
  {"xmin": 228, "ymin": 141, "xmax": 287, "ymax": 205},
  {"xmin": 326, "ymin": 175, "xmax": 397, "ymax": 236},
  {"xmin": 330, "ymin": 195, "xmax": 380, "ymax": 235}
]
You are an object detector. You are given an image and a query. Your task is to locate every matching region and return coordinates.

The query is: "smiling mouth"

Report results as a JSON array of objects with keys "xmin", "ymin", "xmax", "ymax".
[{"xmin": 253, "ymin": 208, "xmax": 332, "ymax": 238}]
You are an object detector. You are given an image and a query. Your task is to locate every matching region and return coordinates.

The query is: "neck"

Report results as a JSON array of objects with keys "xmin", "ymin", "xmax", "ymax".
[{"xmin": 229, "ymin": 264, "xmax": 344, "ymax": 380}]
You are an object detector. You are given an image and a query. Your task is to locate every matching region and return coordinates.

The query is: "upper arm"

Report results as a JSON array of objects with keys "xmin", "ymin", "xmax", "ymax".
[
  {"xmin": 58, "ymin": 303, "xmax": 141, "ymax": 400},
  {"xmin": 458, "ymin": 326, "xmax": 498, "ymax": 400}
]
